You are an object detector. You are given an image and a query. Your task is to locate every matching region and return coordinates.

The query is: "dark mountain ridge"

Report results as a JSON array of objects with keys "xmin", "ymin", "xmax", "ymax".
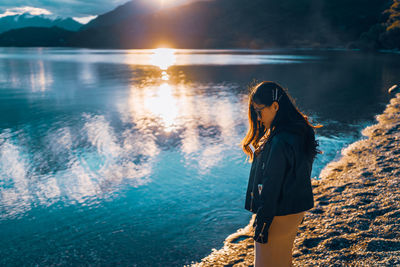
[
  {"xmin": 71, "ymin": 0, "xmax": 391, "ymax": 49},
  {"xmin": 0, "ymin": 26, "xmax": 74, "ymax": 47}
]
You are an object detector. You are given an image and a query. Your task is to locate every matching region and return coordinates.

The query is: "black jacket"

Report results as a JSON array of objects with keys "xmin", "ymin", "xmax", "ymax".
[{"xmin": 244, "ymin": 128, "xmax": 315, "ymax": 244}]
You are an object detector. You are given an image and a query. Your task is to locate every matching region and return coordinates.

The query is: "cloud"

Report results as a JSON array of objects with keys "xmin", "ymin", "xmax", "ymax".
[
  {"xmin": 0, "ymin": 0, "xmax": 131, "ymax": 18},
  {"xmin": 0, "ymin": 6, "xmax": 52, "ymax": 18},
  {"xmin": 73, "ymin": 15, "xmax": 97, "ymax": 24}
]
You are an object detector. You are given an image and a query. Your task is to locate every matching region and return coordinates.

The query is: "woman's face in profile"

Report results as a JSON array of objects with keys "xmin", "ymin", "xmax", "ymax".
[{"xmin": 253, "ymin": 101, "xmax": 279, "ymax": 129}]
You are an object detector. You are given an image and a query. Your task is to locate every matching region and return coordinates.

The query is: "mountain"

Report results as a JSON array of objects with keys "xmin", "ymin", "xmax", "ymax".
[
  {"xmin": 0, "ymin": 26, "xmax": 74, "ymax": 47},
  {"xmin": 0, "ymin": 13, "xmax": 83, "ymax": 34},
  {"xmin": 81, "ymin": 0, "xmax": 161, "ymax": 30},
  {"xmin": 81, "ymin": 0, "xmax": 200, "ymax": 30},
  {"xmin": 72, "ymin": 0, "xmax": 391, "ymax": 49},
  {"xmin": 52, "ymin": 17, "xmax": 83, "ymax": 31}
]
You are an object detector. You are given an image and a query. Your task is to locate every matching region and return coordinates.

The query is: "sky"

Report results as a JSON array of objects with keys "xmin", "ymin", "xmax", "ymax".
[{"xmin": 0, "ymin": 0, "xmax": 198, "ymax": 24}]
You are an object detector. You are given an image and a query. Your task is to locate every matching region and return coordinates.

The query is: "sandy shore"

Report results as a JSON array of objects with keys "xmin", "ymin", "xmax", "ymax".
[{"xmin": 188, "ymin": 91, "xmax": 400, "ymax": 266}]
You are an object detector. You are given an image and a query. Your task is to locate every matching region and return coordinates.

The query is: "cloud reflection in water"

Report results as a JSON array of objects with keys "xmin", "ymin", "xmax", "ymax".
[{"xmin": 0, "ymin": 113, "xmax": 159, "ymax": 219}]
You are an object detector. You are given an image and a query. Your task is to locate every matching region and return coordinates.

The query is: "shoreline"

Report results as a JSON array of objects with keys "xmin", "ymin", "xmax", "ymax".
[
  {"xmin": 188, "ymin": 91, "xmax": 400, "ymax": 266},
  {"xmin": 0, "ymin": 46, "xmax": 399, "ymax": 55}
]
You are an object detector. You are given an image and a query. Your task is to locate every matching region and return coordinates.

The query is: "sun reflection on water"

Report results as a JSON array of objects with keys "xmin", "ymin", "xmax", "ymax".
[
  {"xmin": 150, "ymin": 48, "xmax": 176, "ymax": 71},
  {"xmin": 128, "ymin": 82, "xmax": 180, "ymax": 133}
]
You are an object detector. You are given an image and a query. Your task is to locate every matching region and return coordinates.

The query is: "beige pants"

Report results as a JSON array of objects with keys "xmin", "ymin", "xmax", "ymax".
[{"xmin": 254, "ymin": 211, "xmax": 305, "ymax": 267}]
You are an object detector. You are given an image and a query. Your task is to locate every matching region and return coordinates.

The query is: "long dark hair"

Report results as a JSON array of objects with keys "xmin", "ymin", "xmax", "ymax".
[{"xmin": 241, "ymin": 81, "xmax": 323, "ymax": 163}]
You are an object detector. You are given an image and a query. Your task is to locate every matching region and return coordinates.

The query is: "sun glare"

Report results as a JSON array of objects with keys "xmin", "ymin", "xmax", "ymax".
[{"xmin": 150, "ymin": 48, "xmax": 176, "ymax": 70}]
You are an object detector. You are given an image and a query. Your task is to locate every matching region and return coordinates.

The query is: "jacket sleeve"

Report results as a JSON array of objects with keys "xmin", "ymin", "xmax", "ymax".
[{"xmin": 253, "ymin": 136, "xmax": 291, "ymax": 244}]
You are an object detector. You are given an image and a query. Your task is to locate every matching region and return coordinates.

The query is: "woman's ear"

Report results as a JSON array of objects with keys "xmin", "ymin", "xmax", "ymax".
[{"xmin": 273, "ymin": 102, "xmax": 279, "ymax": 112}]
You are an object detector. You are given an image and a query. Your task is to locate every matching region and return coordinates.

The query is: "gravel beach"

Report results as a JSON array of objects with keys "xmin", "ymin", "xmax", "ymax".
[{"xmin": 189, "ymin": 91, "xmax": 400, "ymax": 266}]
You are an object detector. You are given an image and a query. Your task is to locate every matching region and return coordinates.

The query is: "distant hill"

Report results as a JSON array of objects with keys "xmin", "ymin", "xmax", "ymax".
[
  {"xmin": 0, "ymin": 0, "xmax": 398, "ymax": 50},
  {"xmin": 0, "ymin": 26, "xmax": 74, "ymax": 47},
  {"xmin": 0, "ymin": 13, "xmax": 83, "ymax": 34}
]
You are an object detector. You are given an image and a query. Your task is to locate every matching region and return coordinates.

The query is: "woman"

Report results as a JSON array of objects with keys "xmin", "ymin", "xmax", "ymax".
[{"xmin": 241, "ymin": 81, "xmax": 323, "ymax": 266}]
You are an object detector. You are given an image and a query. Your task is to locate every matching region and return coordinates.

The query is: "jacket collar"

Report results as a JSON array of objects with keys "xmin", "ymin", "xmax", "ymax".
[{"xmin": 271, "ymin": 120, "xmax": 307, "ymax": 137}]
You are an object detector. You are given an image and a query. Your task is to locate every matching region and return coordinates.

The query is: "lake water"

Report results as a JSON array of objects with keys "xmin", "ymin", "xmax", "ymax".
[{"xmin": 0, "ymin": 47, "xmax": 398, "ymax": 266}]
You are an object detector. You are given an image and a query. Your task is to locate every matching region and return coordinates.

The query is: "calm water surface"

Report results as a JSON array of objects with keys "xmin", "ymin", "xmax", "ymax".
[{"xmin": 0, "ymin": 48, "xmax": 399, "ymax": 266}]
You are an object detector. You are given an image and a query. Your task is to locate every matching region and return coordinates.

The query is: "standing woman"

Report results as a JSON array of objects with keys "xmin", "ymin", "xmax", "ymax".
[{"xmin": 241, "ymin": 81, "xmax": 323, "ymax": 267}]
